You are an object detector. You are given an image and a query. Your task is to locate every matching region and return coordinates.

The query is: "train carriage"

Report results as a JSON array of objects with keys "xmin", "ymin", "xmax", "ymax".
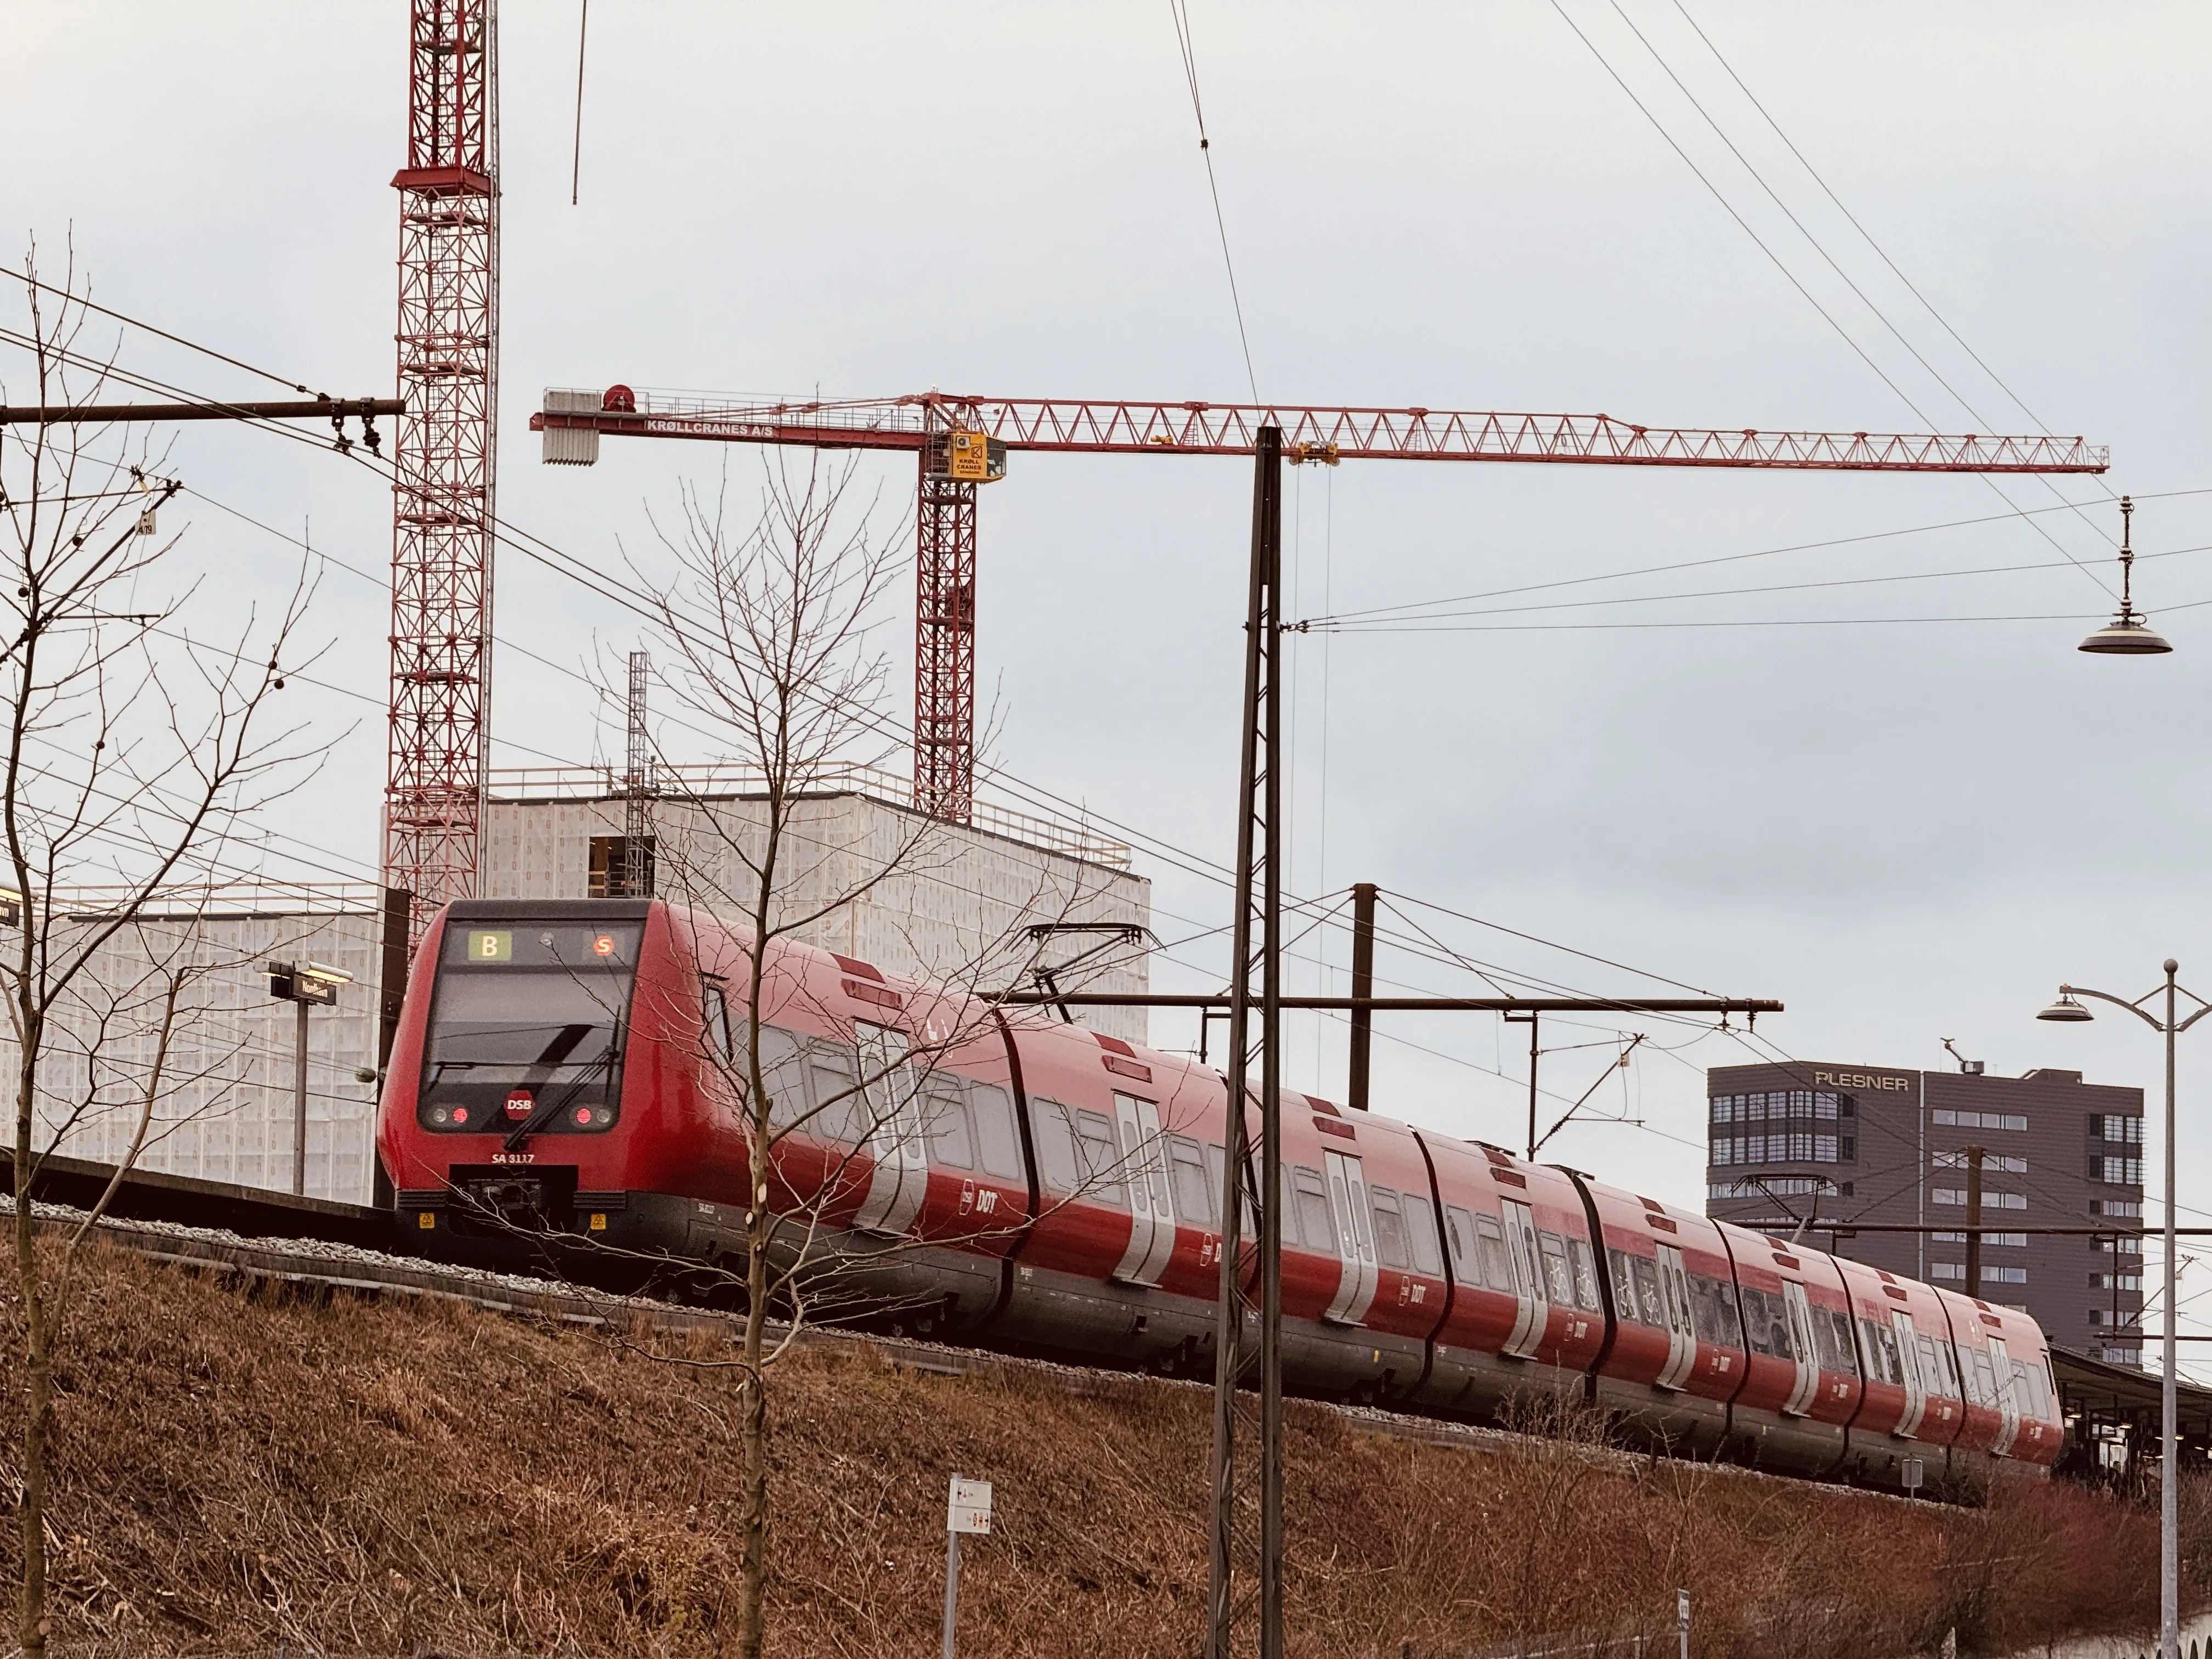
[
  {"xmin": 1576, "ymin": 1184, "xmax": 1747, "ymax": 1458},
  {"xmin": 379, "ymin": 897, "xmax": 2070, "ymax": 1495}
]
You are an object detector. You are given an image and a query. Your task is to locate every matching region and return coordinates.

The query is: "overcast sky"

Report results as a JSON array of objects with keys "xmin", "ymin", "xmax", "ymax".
[{"xmin": 10, "ymin": 3, "xmax": 2212, "ymax": 1356}]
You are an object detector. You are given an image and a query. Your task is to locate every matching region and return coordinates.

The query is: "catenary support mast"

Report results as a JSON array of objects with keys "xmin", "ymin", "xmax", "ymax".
[
  {"xmin": 1206, "ymin": 426, "xmax": 1286, "ymax": 1659},
  {"xmin": 387, "ymin": 0, "xmax": 500, "ymax": 946}
]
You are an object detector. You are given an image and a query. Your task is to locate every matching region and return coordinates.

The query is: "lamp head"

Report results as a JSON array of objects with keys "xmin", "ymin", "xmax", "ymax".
[
  {"xmin": 2081, "ymin": 495, "xmax": 2174, "ymax": 654},
  {"xmin": 2037, "ymin": 990, "xmax": 2094, "ymax": 1023},
  {"xmin": 2079, "ymin": 617, "xmax": 2172, "ymax": 654}
]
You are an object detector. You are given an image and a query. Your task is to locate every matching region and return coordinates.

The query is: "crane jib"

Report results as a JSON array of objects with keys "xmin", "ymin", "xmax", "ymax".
[{"xmin": 533, "ymin": 393, "xmax": 2108, "ymax": 473}]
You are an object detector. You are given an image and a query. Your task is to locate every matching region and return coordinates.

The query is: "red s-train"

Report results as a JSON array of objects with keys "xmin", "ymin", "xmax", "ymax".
[{"xmin": 377, "ymin": 897, "xmax": 2065, "ymax": 1494}]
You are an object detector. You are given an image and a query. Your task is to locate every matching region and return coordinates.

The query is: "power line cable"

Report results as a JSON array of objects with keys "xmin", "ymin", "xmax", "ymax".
[
  {"xmin": 1166, "ymin": 0, "xmax": 1260, "ymax": 402},
  {"xmin": 1300, "ymin": 487, "xmax": 2212, "ymax": 629},
  {"xmin": 1545, "ymin": 2, "xmax": 2118, "ymax": 600},
  {"xmin": 0, "ymin": 263, "xmax": 324, "ymax": 396}
]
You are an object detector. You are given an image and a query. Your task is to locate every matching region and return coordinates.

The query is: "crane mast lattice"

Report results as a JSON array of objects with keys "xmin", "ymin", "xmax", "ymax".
[{"xmin": 387, "ymin": 0, "xmax": 500, "ymax": 945}]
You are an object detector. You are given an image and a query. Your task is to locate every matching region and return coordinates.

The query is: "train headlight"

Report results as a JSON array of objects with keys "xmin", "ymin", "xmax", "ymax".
[{"xmin": 432, "ymin": 1107, "xmax": 450, "ymax": 1126}]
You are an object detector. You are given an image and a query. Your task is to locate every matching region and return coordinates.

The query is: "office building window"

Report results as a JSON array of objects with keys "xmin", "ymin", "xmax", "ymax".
[
  {"xmin": 1932, "ymin": 1109, "xmax": 2028, "ymax": 1133},
  {"xmin": 2090, "ymin": 1199, "xmax": 2143, "ymax": 1218},
  {"xmin": 1933, "ymin": 1188, "xmax": 2027, "ymax": 1210},
  {"xmin": 2089, "ymin": 1114, "xmax": 2145, "ymax": 1145},
  {"xmin": 1933, "ymin": 1231, "xmax": 2026, "ymax": 1248},
  {"xmin": 2089, "ymin": 1155, "xmax": 2145, "ymax": 1187},
  {"xmin": 2090, "ymin": 1273, "xmax": 2143, "ymax": 1291},
  {"xmin": 1933, "ymin": 1151, "xmax": 2027, "ymax": 1173}
]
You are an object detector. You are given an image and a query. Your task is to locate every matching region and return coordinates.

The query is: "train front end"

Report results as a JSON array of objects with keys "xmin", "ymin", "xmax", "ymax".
[{"xmin": 378, "ymin": 898, "xmax": 733, "ymax": 1274}]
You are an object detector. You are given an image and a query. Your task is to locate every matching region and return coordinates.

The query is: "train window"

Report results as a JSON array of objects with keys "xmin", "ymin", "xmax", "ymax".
[
  {"xmin": 1609, "ymin": 1249, "xmax": 1645, "ymax": 1324},
  {"xmin": 1032, "ymin": 1100, "xmax": 1081, "ymax": 1194},
  {"xmin": 1876, "ymin": 1320, "xmax": 1906, "ymax": 1386},
  {"xmin": 1740, "ymin": 1286, "xmax": 1793, "ymax": 1359},
  {"xmin": 1403, "ymin": 1195, "xmax": 1444, "ymax": 1277},
  {"xmin": 806, "ymin": 1046, "xmax": 864, "ymax": 1144},
  {"xmin": 1074, "ymin": 1109, "xmax": 1126, "ymax": 1208},
  {"xmin": 1916, "ymin": 1334, "xmax": 1950, "ymax": 1398},
  {"xmin": 702, "ymin": 985, "xmax": 734, "ymax": 1062},
  {"xmin": 970, "ymin": 1084, "xmax": 1022, "ymax": 1178},
  {"xmin": 1212, "ymin": 1146, "xmax": 1254, "ymax": 1242},
  {"xmin": 1369, "ymin": 1187, "xmax": 1412, "ymax": 1270},
  {"xmin": 1689, "ymin": 1274, "xmax": 1743, "ymax": 1348},
  {"xmin": 1167, "ymin": 1136, "xmax": 1217, "ymax": 1229},
  {"xmin": 1292, "ymin": 1166, "xmax": 1335, "ymax": 1255},
  {"xmin": 1627, "ymin": 1252, "xmax": 1664, "ymax": 1329},
  {"xmin": 1532, "ymin": 1232, "xmax": 1572, "ymax": 1306},
  {"xmin": 1565, "ymin": 1238, "xmax": 1601, "ymax": 1311},
  {"xmin": 1814, "ymin": 1309, "xmax": 1857, "ymax": 1377},
  {"xmin": 1970, "ymin": 1348, "xmax": 1997, "ymax": 1408},
  {"xmin": 1472, "ymin": 1214, "xmax": 1515, "ymax": 1293},
  {"xmin": 1443, "ymin": 1205, "xmax": 1475, "ymax": 1273},
  {"xmin": 757, "ymin": 1025, "xmax": 806, "ymax": 1127},
  {"xmin": 922, "ymin": 1082, "xmax": 975, "ymax": 1170}
]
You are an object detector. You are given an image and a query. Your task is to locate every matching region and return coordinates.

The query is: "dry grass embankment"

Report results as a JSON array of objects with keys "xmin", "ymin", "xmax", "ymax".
[{"xmin": 0, "ymin": 1241, "xmax": 2172, "ymax": 1656}]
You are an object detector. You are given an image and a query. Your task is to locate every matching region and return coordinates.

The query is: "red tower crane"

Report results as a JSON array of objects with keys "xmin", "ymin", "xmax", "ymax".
[
  {"xmin": 533, "ymin": 386, "xmax": 2107, "ymax": 822},
  {"xmin": 387, "ymin": 0, "xmax": 500, "ymax": 945}
]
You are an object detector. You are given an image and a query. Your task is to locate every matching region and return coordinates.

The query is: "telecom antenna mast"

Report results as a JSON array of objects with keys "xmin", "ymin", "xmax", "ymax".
[{"xmin": 387, "ymin": 0, "xmax": 500, "ymax": 945}]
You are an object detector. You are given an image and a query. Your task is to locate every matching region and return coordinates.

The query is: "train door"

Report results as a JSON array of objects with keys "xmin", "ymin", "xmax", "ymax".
[
  {"xmin": 850, "ymin": 1024, "xmax": 929, "ymax": 1237},
  {"xmin": 1321, "ymin": 1149, "xmax": 1380, "ymax": 1325},
  {"xmin": 1498, "ymin": 1198, "xmax": 1548, "ymax": 1359},
  {"xmin": 1780, "ymin": 1281, "xmax": 1820, "ymax": 1417},
  {"xmin": 1987, "ymin": 1336, "xmax": 2021, "ymax": 1455},
  {"xmin": 1654, "ymin": 1243, "xmax": 1698, "ymax": 1390},
  {"xmin": 1892, "ymin": 1311, "xmax": 1928, "ymax": 1438},
  {"xmin": 1110, "ymin": 1093, "xmax": 1176, "ymax": 1286}
]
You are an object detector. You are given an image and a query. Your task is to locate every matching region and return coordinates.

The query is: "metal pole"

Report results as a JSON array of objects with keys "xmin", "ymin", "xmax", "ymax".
[
  {"xmin": 1348, "ymin": 882, "xmax": 1375, "ymax": 1111},
  {"xmin": 941, "ymin": 1527, "xmax": 960, "ymax": 1659},
  {"xmin": 1204, "ymin": 425, "xmax": 1284, "ymax": 1659},
  {"xmin": 2164, "ymin": 958, "xmax": 2179, "ymax": 1659},
  {"xmin": 1964, "ymin": 1146, "xmax": 1984, "ymax": 1297},
  {"xmin": 291, "ymin": 996, "xmax": 309, "ymax": 1197},
  {"xmin": 1526, "ymin": 1013, "xmax": 1541, "ymax": 1161}
]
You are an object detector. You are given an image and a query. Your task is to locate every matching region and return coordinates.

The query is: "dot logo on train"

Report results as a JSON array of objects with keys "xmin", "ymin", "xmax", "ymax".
[{"xmin": 382, "ymin": 898, "xmax": 2066, "ymax": 1498}]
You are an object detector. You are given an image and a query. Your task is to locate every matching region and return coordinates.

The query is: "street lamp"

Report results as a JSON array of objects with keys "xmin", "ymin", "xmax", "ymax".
[
  {"xmin": 263, "ymin": 960, "xmax": 351, "ymax": 1197},
  {"xmin": 2037, "ymin": 961, "xmax": 2210, "ymax": 1659},
  {"xmin": 2078, "ymin": 496, "xmax": 2173, "ymax": 656}
]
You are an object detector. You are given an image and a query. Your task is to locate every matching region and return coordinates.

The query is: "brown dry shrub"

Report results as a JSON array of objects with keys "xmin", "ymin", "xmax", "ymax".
[{"xmin": 0, "ymin": 1241, "xmax": 2169, "ymax": 1656}]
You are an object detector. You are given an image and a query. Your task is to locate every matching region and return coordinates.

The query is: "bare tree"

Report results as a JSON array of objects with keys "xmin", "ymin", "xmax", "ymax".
[
  {"xmin": 572, "ymin": 455, "xmax": 1125, "ymax": 1659},
  {"xmin": 0, "ymin": 248, "xmax": 324, "ymax": 1658}
]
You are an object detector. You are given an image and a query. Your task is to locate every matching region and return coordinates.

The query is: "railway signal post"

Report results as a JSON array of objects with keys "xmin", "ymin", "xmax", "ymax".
[{"xmin": 942, "ymin": 1475, "xmax": 991, "ymax": 1659}]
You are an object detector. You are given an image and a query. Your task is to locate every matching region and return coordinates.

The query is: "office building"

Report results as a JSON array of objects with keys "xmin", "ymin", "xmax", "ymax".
[{"xmin": 1705, "ymin": 1059, "xmax": 2145, "ymax": 1364}]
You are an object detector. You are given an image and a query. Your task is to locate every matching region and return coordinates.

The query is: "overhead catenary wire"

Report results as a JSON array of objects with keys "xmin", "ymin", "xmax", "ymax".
[
  {"xmin": 1166, "ymin": 0, "xmax": 1259, "ymax": 403},
  {"xmin": 1299, "ymin": 487, "xmax": 2212, "ymax": 631},
  {"xmin": 1305, "ymin": 542, "xmax": 2212, "ymax": 631},
  {"xmin": 1545, "ymin": 1, "xmax": 2119, "ymax": 601}
]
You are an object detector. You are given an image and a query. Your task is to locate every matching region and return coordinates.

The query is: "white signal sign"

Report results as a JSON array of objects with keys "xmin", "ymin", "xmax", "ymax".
[{"xmin": 947, "ymin": 1476, "xmax": 992, "ymax": 1536}]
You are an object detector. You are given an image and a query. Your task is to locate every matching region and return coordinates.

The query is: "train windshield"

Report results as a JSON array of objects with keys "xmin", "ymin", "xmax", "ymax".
[{"xmin": 425, "ymin": 922, "xmax": 643, "ymax": 1072}]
